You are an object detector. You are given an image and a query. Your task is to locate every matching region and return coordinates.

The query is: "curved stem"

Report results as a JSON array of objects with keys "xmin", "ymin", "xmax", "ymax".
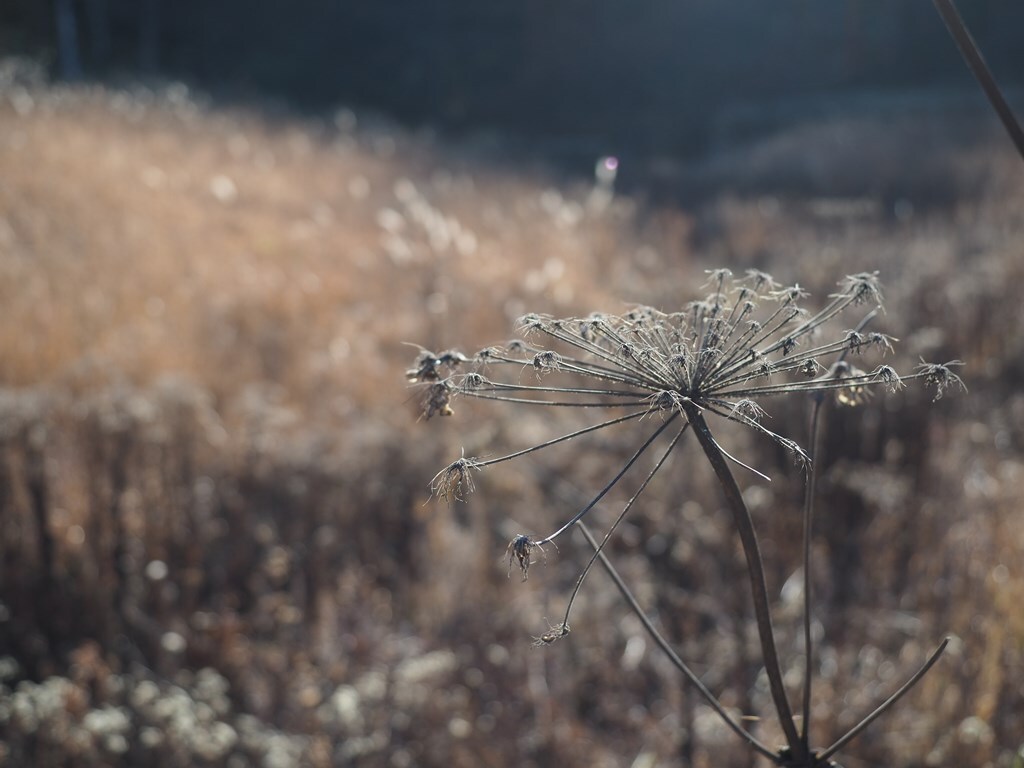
[
  {"xmin": 932, "ymin": 0, "xmax": 1024, "ymax": 161},
  {"xmin": 576, "ymin": 522, "xmax": 777, "ymax": 762},
  {"xmin": 682, "ymin": 403, "xmax": 805, "ymax": 761}
]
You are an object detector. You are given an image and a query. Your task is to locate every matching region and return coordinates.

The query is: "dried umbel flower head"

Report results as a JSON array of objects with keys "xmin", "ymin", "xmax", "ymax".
[
  {"xmin": 917, "ymin": 359, "xmax": 967, "ymax": 400},
  {"xmin": 409, "ymin": 268, "xmax": 963, "ymax": 767},
  {"xmin": 420, "ymin": 270, "xmax": 937, "ymax": 454},
  {"xmin": 410, "ymin": 267, "xmax": 964, "ymax": 615},
  {"xmin": 412, "ymin": 269, "xmax": 961, "ymax": 536}
]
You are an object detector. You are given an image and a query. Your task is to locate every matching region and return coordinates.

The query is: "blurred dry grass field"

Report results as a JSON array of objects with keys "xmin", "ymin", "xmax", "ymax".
[{"xmin": 0, "ymin": 60, "xmax": 1023, "ymax": 767}]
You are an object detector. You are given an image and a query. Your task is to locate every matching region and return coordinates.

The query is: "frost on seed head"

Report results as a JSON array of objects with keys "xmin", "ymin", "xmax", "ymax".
[
  {"xmin": 533, "ymin": 350, "xmax": 562, "ymax": 375},
  {"xmin": 506, "ymin": 534, "xmax": 543, "ymax": 581},
  {"xmin": 730, "ymin": 399, "xmax": 767, "ymax": 424},
  {"xmin": 744, "ymin": 269, "xmax": 778, "ymax": 291},
  {"xmin": 836, "ymin": 271, "xmax": 883, "ymax": 306},
  {"xmin": 406, "ymin": 347, "xmax": 468, "ymax": 383},
  {"xmin": 873, "ymin": 365, "xmax": 905, "ymax": 393},
  {"xmin": 645, "ymin": 390, "xmax": 689, "ymax": 418},
  {"xmin": 532, "ymin": 622, "xmax": 571, "ymax": 647},
  {"xmin": 430, "ymin": 456, "xmax": 482, "ymax": 502},
  {"xmin": 517, "ymin": 313, "xmax": 552, "ymax": 336},
  {"xmin": 917, "ymin": 360, "xmax": 966, "ymax": 401},
  {"xmin": 459, "ymin": 372, "xmax": 486, "ymax": 391}
]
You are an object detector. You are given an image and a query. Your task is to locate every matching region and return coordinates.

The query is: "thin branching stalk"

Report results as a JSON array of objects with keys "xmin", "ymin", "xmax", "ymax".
[
  {"xmin": 559, "ymin": 424, "xmax": 689, "ymax": 630},
  {"xmin": 800, "ymin": 308, "xmax": 880, "ymax": 750},
  {"xmin": 538, "ymin": 415, "xmax": 676, "ymax": 546},
  {"xmin": 818, "ymin": 637, "xmax": 951, "ymax": 762},
  {"xmin": 576, "ymin": 521, "xmax": 777, "ymax": 762}
]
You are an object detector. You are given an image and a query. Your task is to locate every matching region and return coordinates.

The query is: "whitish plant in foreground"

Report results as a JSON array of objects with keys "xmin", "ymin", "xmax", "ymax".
[{"xmin": 410, "ymin": 269, "xmax": 963, "ymax": 767}]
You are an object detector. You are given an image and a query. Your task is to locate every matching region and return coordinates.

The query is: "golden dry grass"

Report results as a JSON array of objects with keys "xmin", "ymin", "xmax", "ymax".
[{"xmin": 1, "ymin": 63, "xmax": 1023, "ymax": 768}]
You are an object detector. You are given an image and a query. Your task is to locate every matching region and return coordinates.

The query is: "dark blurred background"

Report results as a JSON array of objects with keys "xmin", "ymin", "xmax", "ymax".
[{"xmin": 4, "ymin": 0, "xmax": 1024, "ymax": 159}]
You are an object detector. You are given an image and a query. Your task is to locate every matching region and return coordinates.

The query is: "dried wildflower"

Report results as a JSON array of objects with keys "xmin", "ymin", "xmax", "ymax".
[
  {"xmin": 405, "ymin": 346, "xmax": 468, "ymax": 383},
  {"xmin": 532, "ymin": 350, "xmax": 562, "ymax": 374},
  {"xmin": 872, "ymin": 365, "xmax": 905, "ymax": 393},
  {"xmin": 800, "ymin": 359, "xmax": 822, "ymax": 378},
  {"xmin": 417, "ymin": 271, "xmax": 949, "ymax": 540},
  {"xmin": 460, "ymin": 372, "xmax": 486, "ymax": 390},
  {"xmin": 506, "ymin": 534, "xmax": 542, "ymax": 580},
  {"xmin": 867, "ymin": 331, "xmax": 896, "ymax": 355},
  {"xmin": 845, "ymin": 329, "xmax": 896, "ymax": 355},
  {"xmin": 412, "ymin": 268, "xmax": 961, "ymax": 768},
  {"xmin": 532, "ymin": 621, "xmax": 571, "ymax": 647},
  {"xmin": 731, "ymin": 399, "xmax": 768, "ymax": 423},
  {"xmin": 917, "ymin": 360, "xmax": 967, "ymax": 400},
  {"xmin": 643, "ymin": 388, "xmax": 692, "ymax": 420},
  {"xmin": 422, "ymin": 380, "xmax": 455, "ymax": 419},
  {"xmin": 834, "ymin": 271, "xmax": 883, "ymax": 306},
  {"xmin": 430, "ymin": 455, "xmax": 483, "ymax": 502},
  {"xmin": 744, "ymin": 269, "xmax": 779, "ymax": 292}
]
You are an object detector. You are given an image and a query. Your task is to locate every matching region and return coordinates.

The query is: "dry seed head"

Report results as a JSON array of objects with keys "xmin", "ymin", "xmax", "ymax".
[
  {"xmin": 506, "ymin": 534, "xmax": 542, "ymax": 581},
  {"xmin": 517, "ymin": 313, "xmax": 552, "ymax": 336},
  {"xmin": 779, "ymin": 437, "xmax": 812, "ymax": 468},
  {"xmin": 773, "ymin": 283, "xmax": 809, "ymax": 303},
  {"xmin": 917, "ymin": 360, "xmax": 966, "ymax": 401},
  {"xmin": 422, "ymin": 380, "xmax": 456, "ymax": 419},
  {"xmin": 645, "ymin": 390, "xmax": 689, "ymax": 418},
  {"xmin": 867, "ymin": 331, "xmax": 896, "ymax": 355},
  {"xmin": 413, "ymin": 270, "xmax": 963, "ymax": 594},
  {"xmin": 872, "ymin": 365, "xmax": 905, "ymax": 393},
  {"xmin": 430, "ymin": 456, "xmax": 483, "ymax": 502},
  {"xmin": 835, "ymin": 271, "xmax": 883, "ymax": 306},
  {"xmin": 459, "ymin": 372, "xmax": 486, "ymax": 391},
  {"xmin": 703, "ymin": 267, "xmax": 734, "ymax": 285},
  {"xmin": 801, "ymin": 359, "xmax": 822, "ymax": 378},
  {"xmin": 532, "ymin": 621, "xmax": 571, "ymax": 647},
  {"xmin": 532, "ymin": 350, "xmax": 562, "ymax": 375},
  {"xmin": 406, "ymin": 350, "xmax": 442, "ymax": 383},
  {"xmin": 731, "ymin": 399, "xmax": 768, "ymax": 423},
  {"xmin": 743, "ymin": 269, "xmax": 779, "ymax": 291},
  {"xmin": 405, "ymin": 347, "xmax": 468, "ymax": 382}
]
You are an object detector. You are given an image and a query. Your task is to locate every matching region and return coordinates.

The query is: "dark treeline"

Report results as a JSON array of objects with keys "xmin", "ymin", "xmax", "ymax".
[{"xmin": 3, "ymin": 1, "xmax": 1023, "ymax": 155}]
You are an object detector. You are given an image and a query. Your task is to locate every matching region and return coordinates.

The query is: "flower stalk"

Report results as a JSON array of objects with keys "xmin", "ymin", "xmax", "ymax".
[
  {"xmin": 683, "ymin": 401, "xmax": 806, "ymax": 761},
  {"xmin": 411, "ymin": 269, "xmax": 962, "ymax": 766}
]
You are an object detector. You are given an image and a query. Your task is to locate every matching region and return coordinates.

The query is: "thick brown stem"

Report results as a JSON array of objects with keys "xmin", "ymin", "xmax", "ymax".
[{"xmin": 683, "ymin": 403, "xmax": 805, "ymax": 760}]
